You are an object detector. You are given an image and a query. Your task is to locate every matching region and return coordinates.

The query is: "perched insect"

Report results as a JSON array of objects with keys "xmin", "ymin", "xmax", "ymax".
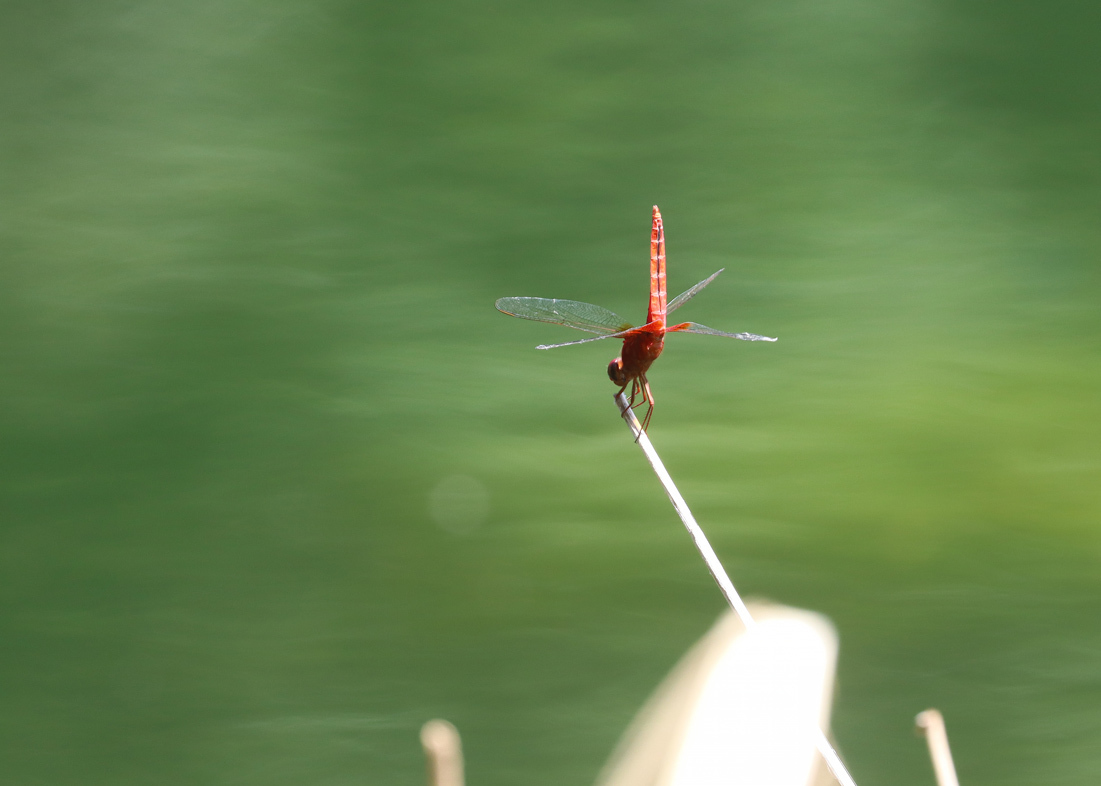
[{"xmin": 496, "ymin": 206, "xmax": 776, "ymax": 430}]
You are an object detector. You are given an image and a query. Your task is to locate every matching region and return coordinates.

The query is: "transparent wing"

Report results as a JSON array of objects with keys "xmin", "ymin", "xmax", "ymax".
[
  {"xmin": 495, "ymin": 297, "xmax": 631, "ymax": 335},
  {"xmin": 537, "ymin": 330, "xmax": 630, "ymax": 350},
  {"xmin": 667, "ymin": 269, "xmax": 724, "ymax": 314},
  {"xmin": 536, "ymin": 320, "xmax": 661, "ymax": 350},
  {"xmin": 669, "ymin": 321, "xmax": 778, "ymax": 342}
]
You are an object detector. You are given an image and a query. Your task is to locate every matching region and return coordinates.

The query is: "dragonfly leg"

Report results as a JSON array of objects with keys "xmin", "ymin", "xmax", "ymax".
[
  {"xmin": 617, "ymin": 377, "xmax": 653, "ymax": 435},
  {"xmin": 614, "ymin": 382, "xmax": 630, "ymax": 408},
  {"xmin": 639, "ymin": 375, "xmax": 655, "ymax": 432}
]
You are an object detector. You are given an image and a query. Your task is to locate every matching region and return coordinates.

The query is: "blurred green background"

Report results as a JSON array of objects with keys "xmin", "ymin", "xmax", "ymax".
[{"xmin": 2, "ymin": 1, "xmax": 1100, "ymax": 784}]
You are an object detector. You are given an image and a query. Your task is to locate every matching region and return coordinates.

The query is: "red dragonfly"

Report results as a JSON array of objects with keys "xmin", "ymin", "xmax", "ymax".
[{"xmin": 496, "ymin": 206, "xmax": 777, "ymax": 430}]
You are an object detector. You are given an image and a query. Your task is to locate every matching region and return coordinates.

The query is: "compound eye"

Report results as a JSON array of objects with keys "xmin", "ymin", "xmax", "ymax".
[{"xmin": 607, "ymin": 358, "xmax": 627, "ymax": 385}]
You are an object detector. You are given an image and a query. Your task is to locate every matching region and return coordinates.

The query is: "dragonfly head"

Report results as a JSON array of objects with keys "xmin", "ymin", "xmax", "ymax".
[{"xmin": 607, "ymin": 356, "xmax": 628, "ymax": 386}]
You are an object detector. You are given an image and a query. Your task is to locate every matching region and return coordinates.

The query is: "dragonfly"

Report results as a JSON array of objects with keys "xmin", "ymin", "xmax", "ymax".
[{"xmin": 495, "ymin": 206, "xmax": 777, "ymax": 431}]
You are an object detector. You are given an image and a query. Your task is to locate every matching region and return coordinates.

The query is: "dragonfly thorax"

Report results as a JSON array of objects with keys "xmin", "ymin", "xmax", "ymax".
[{"xmin": 609, "ymin": 331, "xmax": 664, "ymax": 388}]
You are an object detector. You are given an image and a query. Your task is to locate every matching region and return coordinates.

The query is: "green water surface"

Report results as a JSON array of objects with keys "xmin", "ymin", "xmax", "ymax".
[{"xmin": 3, "ymin": 1, "xmax": 1100, "ymax": 784}]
